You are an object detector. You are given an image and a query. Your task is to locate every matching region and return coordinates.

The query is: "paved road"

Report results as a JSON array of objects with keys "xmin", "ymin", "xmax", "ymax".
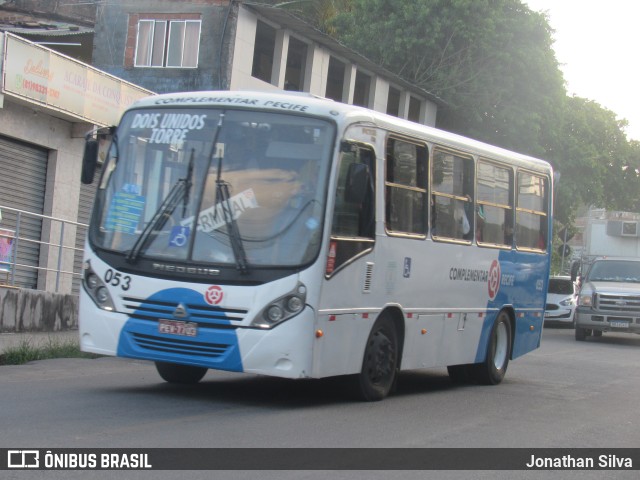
[{"xmin": 1, "ymin": 327, "xmax": 639, "ymax": 480}]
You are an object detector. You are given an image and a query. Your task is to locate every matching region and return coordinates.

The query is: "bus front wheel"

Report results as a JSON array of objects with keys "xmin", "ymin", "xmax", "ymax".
[
  {"xmin": 155, "ymin": 361, "xmax": 208, "ymax": 384},
  {"xmin": 356, "ymin": 315, "xmax": 399, "ymax": 401},
  {"xmin": 473, "ymin": 311, "xmax": 511, "ymax": 385}
]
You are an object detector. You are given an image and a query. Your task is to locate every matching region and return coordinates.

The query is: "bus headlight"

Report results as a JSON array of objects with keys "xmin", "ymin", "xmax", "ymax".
[
  {"xmin": 287, "ymin": 295, "xmax": 304, "ymax": 313},
  {"xmin": 252, "ymin": 282, "xmax": 307, "ymax": 329},
  {"xmin": 267, "ymin": 305, "xmax": 284, "ymax": 323},
  {"xmin": 87, "ymin": 273, "xmax": 100, "ymax": 289},
  {"xmin": 82, "ymin": 261, "xmax": 115, "ymax": 311}
]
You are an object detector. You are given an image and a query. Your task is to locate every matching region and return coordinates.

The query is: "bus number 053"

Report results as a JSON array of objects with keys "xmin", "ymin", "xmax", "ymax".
[{"xmin": 104, "ymin": 269, "xmax": 132, "ymax": 291}]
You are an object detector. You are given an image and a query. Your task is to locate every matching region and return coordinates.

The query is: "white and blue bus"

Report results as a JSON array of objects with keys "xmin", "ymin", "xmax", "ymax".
[{"xmin": 79, "ymin": 90, "xmax": 552, "ymax": 400}]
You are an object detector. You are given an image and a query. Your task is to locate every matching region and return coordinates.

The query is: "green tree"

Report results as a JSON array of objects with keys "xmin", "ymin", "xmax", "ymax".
[
  {"xmin": 265, "ymin": 0, "xmax": 354, "ymax": 34},
  {"xmin": 330, "ymin": 0, "xmax": 565, "ymax": 156},
  {"xmin": 264, "ymin": 0, "xmax": 640, "ymax": 229},
  {"xmin": 550, "ymin": 96, "xmax": 640, "ymax": 226}
]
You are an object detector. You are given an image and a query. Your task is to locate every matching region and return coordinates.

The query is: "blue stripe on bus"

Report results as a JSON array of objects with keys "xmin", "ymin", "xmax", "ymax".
[
  {"xmin": 475, "ymin": 250, "xmax": 547, "ymax": 363},
  {"xmin": 117, "ymin": 287, "xmax": 244, "ymax": 372}
]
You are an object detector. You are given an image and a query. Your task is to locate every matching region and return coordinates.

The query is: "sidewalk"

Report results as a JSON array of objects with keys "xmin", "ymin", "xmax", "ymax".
[{"xmin": 0, "ymin": 330, "xmax": 79, "ymax": 354}]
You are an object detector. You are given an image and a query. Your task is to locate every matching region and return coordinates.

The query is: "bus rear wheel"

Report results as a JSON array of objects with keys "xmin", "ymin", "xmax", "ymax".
[
  {"xmin": 356, "ymin": 315, "xmax": 398, "ymax": 401},
  {"xmin": 155, "ymin": 361, "xmax": 208, "ymax": 384},
  {"xmin": 473, "ymin": 311, "xmax": 511, "ymax": 385}
]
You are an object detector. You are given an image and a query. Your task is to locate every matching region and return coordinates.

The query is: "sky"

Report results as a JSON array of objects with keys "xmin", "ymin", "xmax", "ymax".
[{"xmin": 524, "ymin": 0, "xmax": 640, "ymax": 141}]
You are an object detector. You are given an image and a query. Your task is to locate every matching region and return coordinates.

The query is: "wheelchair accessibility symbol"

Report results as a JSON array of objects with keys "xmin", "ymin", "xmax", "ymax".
[{"xmin": 169, "ymin": 226, "xmax": 190, "ymax": 247}]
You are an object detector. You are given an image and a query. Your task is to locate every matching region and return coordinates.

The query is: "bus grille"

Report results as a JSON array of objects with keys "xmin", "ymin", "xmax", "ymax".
[
  {"xmin": 130, "ymin": 332, "xmax": 231, "ymax": 359},
  {"xmin": 596, "ymin": 294, "xmax": 640, "ymax": 313},
  {"xmin": 121, "ymin": 296, "xmax": 248, "ymax": 327}
]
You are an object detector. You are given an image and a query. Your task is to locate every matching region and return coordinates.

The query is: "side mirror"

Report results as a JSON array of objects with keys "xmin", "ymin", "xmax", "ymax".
[
  {"xmin": 344, "ymin": 163, "xmax": 370, "ymax": 204},
  {"xmin": 570, "ymin": 260, "xmax": 580, "ymax": 283},
  {"xmin": 81, "ymin": 139, "xmax": 99, "ymax": 184}
]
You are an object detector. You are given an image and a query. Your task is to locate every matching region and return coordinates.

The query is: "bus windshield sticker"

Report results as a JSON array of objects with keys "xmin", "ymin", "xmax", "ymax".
[
  {"xmin": 122, "ymin": 183, "xmax": 141, "ymax": 195},
  {"xmin": 181, "ymin": 188, "xmax": 258, "ymax": 233},
  {"xmin": 104, "ymin": 191, "xmax": 145, "ymax": 234},
  {"xmin": 168, "ymin": 226, "xmax": 190, "ymax": 247},
  {"xmin": 130, "ymin": 112, "xmax": 208, "ymax": 145}
]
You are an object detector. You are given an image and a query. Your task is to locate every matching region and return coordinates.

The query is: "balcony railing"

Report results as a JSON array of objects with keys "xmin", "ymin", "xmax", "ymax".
[{"xmin": 0, "ymin": 205, "xmax": 86, "ymax": 295}]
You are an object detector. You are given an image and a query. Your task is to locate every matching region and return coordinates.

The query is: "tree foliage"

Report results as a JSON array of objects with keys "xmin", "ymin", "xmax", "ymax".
[{"xmin": 268, "ymin": 0, "xmax": 640, "ymax": 235}]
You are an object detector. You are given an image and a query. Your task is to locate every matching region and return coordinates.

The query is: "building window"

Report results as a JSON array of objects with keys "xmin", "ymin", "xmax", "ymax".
[
  {"xmin": 252, "ymin": 20, "xmax": 277, "ymax": 83},
  {"xmin": 284, "ymin": 36, "xmax": 307, "ymax": 91},
  {"xmin": 385, "ymin": 137, "xmax": 428, "ymax": 235},
  {"xmin": 387, "ymin": 86, "xmax": 401, "ymax": 117},
  {"xmin": 353, "ymin": 70, "xmax": 371, "ymax": 107},
  {"xmin": 325, "ymin": 57, "xmax": 346, "ymax": 102},
  {"xmin": 135, "ymin": 19, "xmax": 201, "ymax": 68},
  {"xmin": 407, "ymin": 96, "xmax": 421, "ymax": 123}
]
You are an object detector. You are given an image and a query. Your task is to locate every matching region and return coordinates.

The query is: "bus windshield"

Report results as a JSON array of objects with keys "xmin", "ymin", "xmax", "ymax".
[{"xmin": 92, "ymin": 108, "xmax": 334, "ymax": 268}]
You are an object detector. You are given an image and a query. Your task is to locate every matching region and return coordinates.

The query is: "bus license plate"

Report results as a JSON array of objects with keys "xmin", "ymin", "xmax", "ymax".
[
  {"xmin": 158, "ymin": 319, "xmax": 198, "ymax": 337},
  {"xmin": 610, "ymin": 320, "xmax": 629, "ymax": 328}
]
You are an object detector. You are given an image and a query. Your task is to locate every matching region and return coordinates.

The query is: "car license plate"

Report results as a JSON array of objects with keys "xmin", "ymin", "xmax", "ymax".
[
  {"xmin": 610, "ymin": 320, "xmax": 629, "ymax": 328},
  {"xmin": 158, "ymin": 319, "xmax": 198, "ymax": 337}
]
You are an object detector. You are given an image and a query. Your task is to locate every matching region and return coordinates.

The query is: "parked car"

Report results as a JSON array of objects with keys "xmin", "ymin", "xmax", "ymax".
[
  {"xmin": 574, "ymin": 257, "xmax": 640, "ymax": 340},
  {"xmin": 544, "ymin": 276, "xmax": 577, "ymax": 326}
]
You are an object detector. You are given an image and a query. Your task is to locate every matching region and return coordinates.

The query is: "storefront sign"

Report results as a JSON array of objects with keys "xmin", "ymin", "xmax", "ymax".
[{"xmin": 1, "ymin": 33, "xmax": 153, "ymax": 126}]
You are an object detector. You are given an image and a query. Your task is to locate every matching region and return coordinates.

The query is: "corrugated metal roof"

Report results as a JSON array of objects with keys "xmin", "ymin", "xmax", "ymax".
[
  {"xmin": 0, "ymin": 25, "xmax": 93, "ymax": 36},
  {"xmin": 0, "ymin": 9, "xmax": 93, "ymax": 37},
  {"xmin": 244, "ymin": 3, "xmax": 446, "ymax": 107}
]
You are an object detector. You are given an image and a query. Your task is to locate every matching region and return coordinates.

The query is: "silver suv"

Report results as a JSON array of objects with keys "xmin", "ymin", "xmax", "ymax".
[{"xmin": 574, "ymin": 258, "xmax": 640, "ymax": 340}]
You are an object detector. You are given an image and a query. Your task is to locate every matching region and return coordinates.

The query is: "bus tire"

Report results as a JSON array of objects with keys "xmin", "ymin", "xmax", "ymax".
[
  {"xmin": 155, "ymin": 361, "xmax": 208, "ymax": 384},
  {"xmin": 356, "ymin": 315, "xmax": 398, "ymax": 401},
  {"xmin": 473, "ymin": 311, "xmax": 511, "ymax": 385}
]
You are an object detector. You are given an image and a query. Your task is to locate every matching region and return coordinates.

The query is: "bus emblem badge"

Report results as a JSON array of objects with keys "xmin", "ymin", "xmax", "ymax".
[
  {"xmin": 173, "ymin": 303, "xmax": 189, "ymax": 319},
  {"xmin": 205, "ymin": 285, "xmax": 224, "ymax": 305},
  {"xmin": 488, "ymin": 260, "xmax": 501, "ymax": 300}
]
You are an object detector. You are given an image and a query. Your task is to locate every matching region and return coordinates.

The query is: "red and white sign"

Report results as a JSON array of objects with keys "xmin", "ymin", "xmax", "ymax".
[
  {"xmin": 488, "ymin": 260, "xmax": 501, "ymax": 300},
  {"xmin": 204, "ymin": 285, "xmax": 224, "ymax": 305}
]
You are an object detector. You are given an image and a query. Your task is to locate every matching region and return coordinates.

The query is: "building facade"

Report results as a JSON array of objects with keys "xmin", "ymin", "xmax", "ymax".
[
  {"xmin": 92, "ymin": 0, "xmax": 442, "ymax": 125},
  {"xmin": 1, "ymin": 0, "xmax": 442, "ymax": 297}
]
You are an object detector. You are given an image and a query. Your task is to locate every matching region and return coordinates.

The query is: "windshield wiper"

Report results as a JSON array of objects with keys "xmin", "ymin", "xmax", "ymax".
[
  {"xmin": 215, "ymin": 179, "xmax": 249, "ymax": 274},
  {"xmin": 183, "ymin": 148, "xmax": 195, "ymax": 217},
  {"xmin": 211, "ymin": 115, "xmax": 249, "ymax": 274},
  {"xmin": 125, "ymin": 150, "xmax": 196, "ymax": 264}
]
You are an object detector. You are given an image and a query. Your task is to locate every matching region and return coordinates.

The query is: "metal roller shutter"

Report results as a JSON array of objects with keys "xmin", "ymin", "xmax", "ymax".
[{"xmin": 0, "ymin": 135, "xmax": 48, "ymax": 289}]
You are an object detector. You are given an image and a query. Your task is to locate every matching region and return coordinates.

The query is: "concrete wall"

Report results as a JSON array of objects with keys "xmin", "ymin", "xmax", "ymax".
[{"xmin": 0, "ymin": 286, "xmax": 78, "ymax": 332}]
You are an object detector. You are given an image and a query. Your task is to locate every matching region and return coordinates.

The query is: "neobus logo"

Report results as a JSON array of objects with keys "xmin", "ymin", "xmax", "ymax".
[{"xmin": 152, "ymin": 263, "xmax": 220, "ymax": 276}]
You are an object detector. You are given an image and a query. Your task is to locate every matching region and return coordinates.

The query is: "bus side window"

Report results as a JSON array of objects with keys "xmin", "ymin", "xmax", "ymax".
[
  {"xmin": 432, "ymin": 149, "xmax": 474, "ymax": 241},
  {"xmin": 331, "ymin": 144, "xmax": 375, "ymax": 238},
  {"xmin": 515, "ymin": 172, "xmax": 548, "ymax": 251},
  {"xmin": 385, "ymin": 137, "xmax": 428, "ymax": 235},
  {"xmin": 476, "ymin": 160, "xmax": 514, "ymax": 247}
]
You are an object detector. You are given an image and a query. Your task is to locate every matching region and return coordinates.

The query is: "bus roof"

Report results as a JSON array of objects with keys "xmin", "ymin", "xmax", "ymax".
[{"xmin": 129, "ymin": 90, "xmax": 551, "ymax": 173}]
